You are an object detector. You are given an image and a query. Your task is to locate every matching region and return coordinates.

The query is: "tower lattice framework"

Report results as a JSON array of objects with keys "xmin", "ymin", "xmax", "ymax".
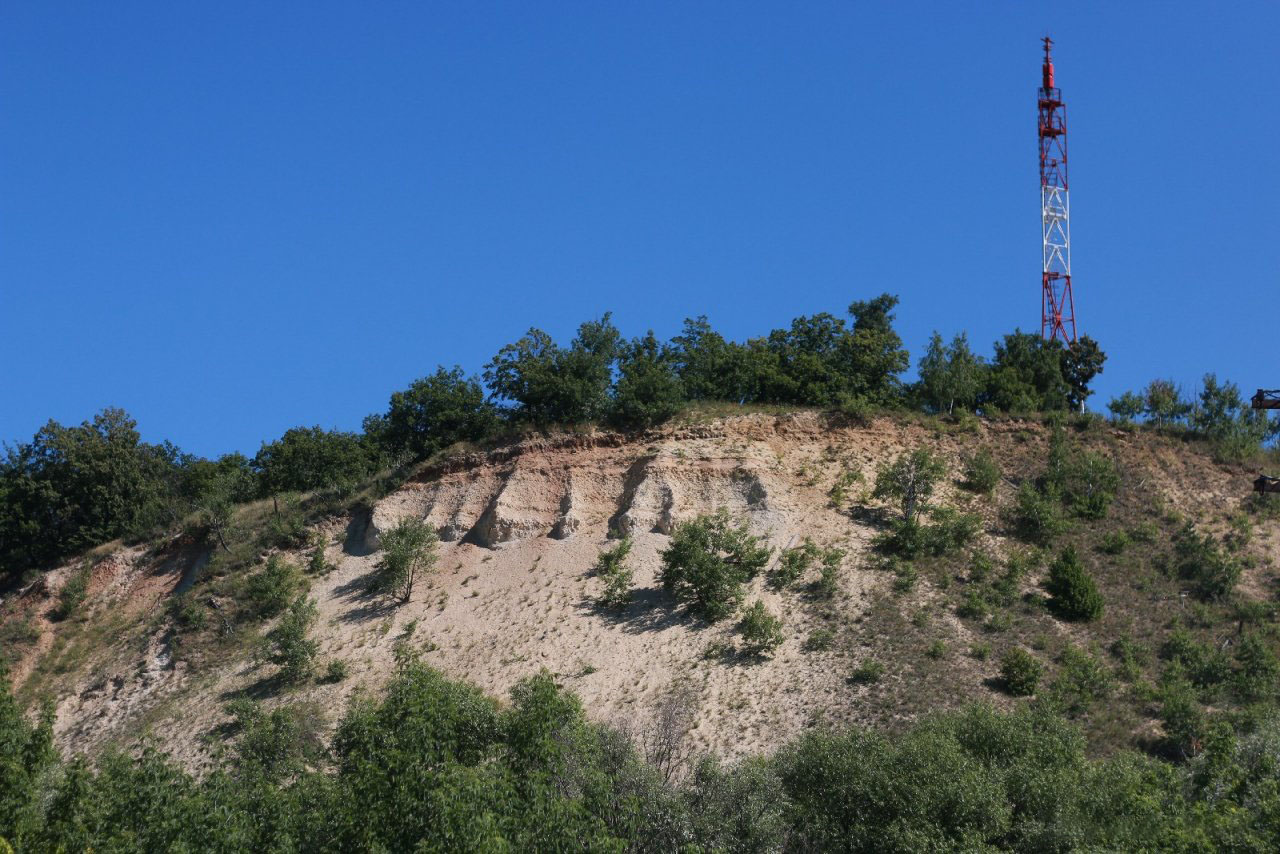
[{"xmin": 1038, "ymin": 36, "xmax": 1076, "ymax": 343}]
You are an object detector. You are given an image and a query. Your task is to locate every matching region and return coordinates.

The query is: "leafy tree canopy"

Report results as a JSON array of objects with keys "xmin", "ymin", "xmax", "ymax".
[
  {"xmin": 984, "ymin": 331, "xmax": 1071, "ymax": 413},
  {"xmin": 380, "ymin": 366, "xmax": 496, "ymax": 459},
  {"xmin": 0, "ymin": 408, "xmax": 181, "ymax": 581},
  {"xmin": 253, "ymin": 426, "xmax": 380, "ymax": 496},
  {"xmin": 659, "ymin": 510, "xmax": 772, "ymax": 620},
  {"xmin": 610, "ymin": 333, "xmax": 685, "ymax": 430},
  {"xmin": 484, "ymin": 315, "xmax": 621, "ymax": 425},
  {"xmin": 917, "ymin": 331, "xmax": 985, "ymax": 414}
]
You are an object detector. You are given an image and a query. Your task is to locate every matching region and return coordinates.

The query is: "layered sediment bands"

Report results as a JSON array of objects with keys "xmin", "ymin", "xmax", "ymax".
[
  {"xmin": 606, "ymin": 453, "xmax": 778, "ymax": 537},
  {"xmin": 425, "ymin": 472, "xmax": 506, "ymax": 542},
  {"xmin": 608, "ymin": 455, "xmax": 668, "ymax": 536},
  {"xmin": 367, "ymin": 439, "xmax": 789, "ymax": 552},
  {"xmin": 357, "ymin": 419, "xmax": 821, "ymax": 553},
  {"xmin": 466, "ymin": 462, "xmax": 567, "ymax": 548},
  {"xmin": 550, "ymin": 474, "xmax": 582, "ymax": 539}
]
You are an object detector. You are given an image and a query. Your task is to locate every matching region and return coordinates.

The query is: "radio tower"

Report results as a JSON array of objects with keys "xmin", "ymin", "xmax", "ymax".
[{"xmin": 1038, "ymin": 36, "xmax": 1076, "ymax": 343}]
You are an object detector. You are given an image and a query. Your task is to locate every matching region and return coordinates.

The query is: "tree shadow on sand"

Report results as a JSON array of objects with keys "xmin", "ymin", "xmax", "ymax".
[
  {"xmin": 219, "ymin": 669, "xmax": 296, "ymax": 703},
  {"xmin": 331, "ymin": 573, "xmax": 398, "ymax": 624},
  {"xmin": 575, "ymin": 584, "xmax": 709, "ymax": 635}
]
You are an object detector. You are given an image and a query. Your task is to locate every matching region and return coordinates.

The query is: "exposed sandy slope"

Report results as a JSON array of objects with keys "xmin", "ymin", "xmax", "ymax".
[{"xmin": 3, "ymin": 412, "xmax": 1264, "ymax": 771}]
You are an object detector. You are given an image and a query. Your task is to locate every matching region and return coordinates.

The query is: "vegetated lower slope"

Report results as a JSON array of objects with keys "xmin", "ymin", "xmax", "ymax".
[{"xmin": 2, "ymin": 408, "xmax": 1276, "ymax": 776}]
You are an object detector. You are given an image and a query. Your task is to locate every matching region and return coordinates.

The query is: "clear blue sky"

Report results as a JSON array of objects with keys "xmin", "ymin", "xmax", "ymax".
[{"xmin": 2, "ymin": 2, "xmax": 1276, "ymax": 459}]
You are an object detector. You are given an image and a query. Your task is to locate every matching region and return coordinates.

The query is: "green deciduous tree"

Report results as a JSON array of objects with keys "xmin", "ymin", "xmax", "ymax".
[
  {"xmin": 758, "ymin": 313, "xmax": 854, "ymax": 405},
  {"xmin": 697, "ymin": 295, "xmax": 909, "ymax": 409},
  {"xmin": 770, "ymin": 539, "xmax": 820, "ymax": 589},
  {"xmin": 182, "ymin": 452, "xmax": 257, "ymax": 551},
  {"xmin": 1061, "ymin": 450, "xmax": 1121, "ymax": 520},
  {"xmin": 1233, "ymin": 634, "xmax": 1279, "ymax": 703},
  {"xmin": 224, "ymin": 698, "xmax": 320, "ymax": 782},
  {"xmin": 1063, "ymin": 336, "xmax": 1107, "ymax": 411},
  {"xmin": 379, "ymin": 366, "xmax": 497, "ymax": 460},
  {"xmin": 1107, "ymin": 391, "xmax": 1144, "ymax": 424},
  {"xmin": 659, "ymin": 510, "xmax": 772, "ymax": 620},
  {"xmin": 1048, "ymin": 645, "xmax": 1113, "ymax": 715},
  {"xmin": 843, "ymin": 294, "xmax": 911, "ymax": 406},
  {"xmin": 253, "ymin": 426, "xmax": 379, "ymax": 496},
  {"xmin": 1190, "ymin": 373, "xmax": 1278, "ymax": 461},
  {"xmin": 0, "ymin": 408, "xmax": 182, "ymax": 582},
  {"xmin": 0, "ymin": 664, "xmax": 54, "ymax": 839},
  {"xmin": 1000, "ymin": 648, "xmax": 1044, "ymax": 696},
  {"xmin": 244, "ymin": 554, "xmax": 305, "ymax": 619},
  {"xmin": 180, "ymin": 452, "xmax": 259, "ymax": 508},
  {"xmin": 6, "ymin": 656, "xmax": 1280, "ymax": 851},
  {"xmin": 265, "ymin": 595, "xmax": 319, "ymax": 684},
  {"xmin": 918, "ymin": 331, "xmax": 985, "ymax": 414},
  {"xmin": 669, "ymin": 316, "xmax": 750, "ymax": 402},
  {"xmin": 595, "ymin": 537, "xmax": 634, "ymax": 609},
  {"xmin": 484, "ymin": 316, "xmax": 620, "ymax": 425},
  {"xmin": 1142, "ymin": 379, "xmax": 1191, "ymax": 426},
  {"xmin": 372, "ymin": 517, "xmax": 439, "ymax": 603},
  {"xmin": 961, "ymin": 447, "xmax": 1001, "ymax": 494},
  {"xmin": 610, "ymin": 332, "xmax": 685, "ymax": 430},
  {"xmin": 873, "ymin": 448, "xmax": 947, "ymax": 527},
  {"xmin": 1174, "ymin": 524, "xmax": 1241, "ymax": 601},
  {"xmin": 738, "ymin": 600, "xmax": 784, "ymax": 656},
  {"xmin": 983, "ymin": 331, "xmax": 1070, "ymax": 412}
]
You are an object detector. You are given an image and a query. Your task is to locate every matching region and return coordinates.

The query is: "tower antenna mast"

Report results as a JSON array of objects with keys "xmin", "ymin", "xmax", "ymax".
[{"xmin": 1038, "ymin": 36, "xmax": 1077, "ymax": 342}]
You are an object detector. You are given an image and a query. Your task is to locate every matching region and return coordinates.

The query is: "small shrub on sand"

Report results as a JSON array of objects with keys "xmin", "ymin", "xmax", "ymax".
[
  {"xmin": 1000, "ymin": 648, "xmax": 1043, "ymax": 697},
  {"xmin": 961, "ymin": 448, "xmax": 1001, "ymax": 494},
  {"xmin": 596, "ymin": 537, "xmax": 635, "ymax": 609},
  {"xmin": 738, "ymin": 600, "xmax": 784, "ymax": 656},
  {"xmin": 1045, "ymin": 546, "xmax": 1104, "ymax": 622}
]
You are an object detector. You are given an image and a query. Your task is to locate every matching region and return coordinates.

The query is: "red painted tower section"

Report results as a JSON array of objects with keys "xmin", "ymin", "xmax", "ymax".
[{"xmin": 1038, "ymin": 36, "xmax": 1077, "ymax": 343}]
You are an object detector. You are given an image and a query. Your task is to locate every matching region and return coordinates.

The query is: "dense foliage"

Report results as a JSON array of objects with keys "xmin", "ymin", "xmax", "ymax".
[
  {"xmin": 0, "ymin": 410, "xmax": 184, "ymax": 581},
  {"xmin": 594, "ymin": 537, "xmax": 635, "ymax": 609},
  {"xmin": 738, "ymin": 600, "xmax": 784, "ymax": 655},
  {"xmin": 873, "ymin": 448, "xmax": 947, "ymax": 527},
  {"xmin": 253, "ymin": 426, "xmax": 380, "ymax": 496},
  {"xmin": 483, "ymin": 316, "xmax": 622, "ymax": 426},
  {"xmin": 8, "ymin": 293, "xmax": 1280, "ymax": 852},
  {"xmin": 659, "ymin": 510, "xmax": 772, "ymax": 620},
  {"xmin": 371, "ymin": 517, "xmax": 440, "ymax": 603},
  {"xmin": 1045, "ymin": 546, "xmax": 1105, "ymax": 622},
  {"xmin": 262, "ymin": 595, "xmax": 319, "ymax": 684},
  {"xmin": 1009, "ymin": 422, "xmax": 1124, "ymax": 547},
  {"xmin": 372, "ymin": 366, "xmax": 497, "ymax": 460},
  {"xmin": 244, "ymin": 554, "xmax": 305, "ymax": 619},
  {"xmin": 999, "ymin": 648, "xmax": 1043, "ymax": 697}
]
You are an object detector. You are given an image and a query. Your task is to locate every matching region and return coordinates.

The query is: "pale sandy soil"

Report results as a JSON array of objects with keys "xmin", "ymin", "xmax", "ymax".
[{"xmin": 2, "ymin": 411, "xmax": 1266, "ymax": 771}]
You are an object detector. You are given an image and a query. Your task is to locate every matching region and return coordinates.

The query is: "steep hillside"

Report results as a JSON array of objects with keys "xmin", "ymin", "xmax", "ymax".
[{"xmin": 2, "ymin": 410, "xmax": 1275, "ymax": 772}]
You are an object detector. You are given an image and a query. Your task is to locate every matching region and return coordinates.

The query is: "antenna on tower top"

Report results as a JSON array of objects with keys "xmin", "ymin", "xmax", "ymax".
[{"xmin": 1037, "ymin": 35, "xmax": 1077, "ymax": 343}]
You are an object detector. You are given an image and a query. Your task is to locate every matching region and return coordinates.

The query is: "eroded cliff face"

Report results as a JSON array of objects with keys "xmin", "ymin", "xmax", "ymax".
[
  {"xmin": 2, "ymin": 411, "xmax": 1261, "ymax": 771},
  {"xmin": 368, "ymin": 428, "xmax": 781, "ymax": 551}
]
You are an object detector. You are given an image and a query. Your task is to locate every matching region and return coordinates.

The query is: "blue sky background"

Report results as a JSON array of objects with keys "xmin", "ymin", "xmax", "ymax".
[{"xmin": 2, "ymin": 2, "xmax": 1276, "ymax": 459}]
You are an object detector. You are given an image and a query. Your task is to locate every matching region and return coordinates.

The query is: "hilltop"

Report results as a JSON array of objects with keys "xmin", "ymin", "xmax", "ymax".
[{"xmin": 3, "ymin": 292, "xmax": 1279, "ymax": 848}]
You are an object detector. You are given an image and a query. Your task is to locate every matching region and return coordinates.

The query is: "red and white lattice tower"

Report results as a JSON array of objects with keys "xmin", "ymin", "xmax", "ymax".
[{"xmin": 1038, "ymin": 36, "xmax": 1077, "ymax": 343}]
